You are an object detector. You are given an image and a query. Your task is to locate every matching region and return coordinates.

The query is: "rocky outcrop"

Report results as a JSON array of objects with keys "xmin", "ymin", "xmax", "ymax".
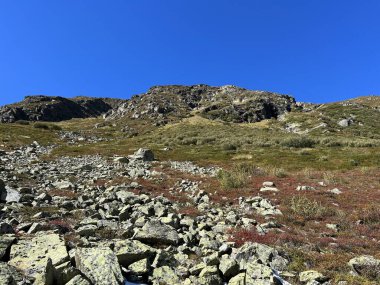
[
  {"xmin": 0, "ymin": 95, "xmax": 123, "ymax": 123},
  {"xmin": 105, "ymin": 84, "xmax": 296, "ymax": 124}
]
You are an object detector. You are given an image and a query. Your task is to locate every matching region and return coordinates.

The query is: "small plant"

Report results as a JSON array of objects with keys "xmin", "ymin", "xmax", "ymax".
[
  {"xmin": 323, "ymin": 171, "xmax": 338, "ymax": 185},
  {"xmin": 286, "ymin": 249, "xmax": 308, "ymax": 272},
  {"xmin": 303, "ymin": 167, "xmax": 317, "ymax": 179},
  {"xmin": 234, "ymin": 162, "xmax": 262, "ymax": 176},
  {"xmin": 350, "ymin": 159, "xmax": 360, "ymax": 167},
  {"xmin": 319, "ymin": 155, "xmax": 329, "ymax": 161},
  {"xmin": 264, "ymin": 166, "xmax": 288, "ymax": 178}
]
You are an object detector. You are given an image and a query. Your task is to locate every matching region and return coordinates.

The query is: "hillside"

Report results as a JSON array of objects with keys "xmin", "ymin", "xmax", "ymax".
[{"xmin": 0, "ymin": 88, "xmax": 380, "ymax": 285}]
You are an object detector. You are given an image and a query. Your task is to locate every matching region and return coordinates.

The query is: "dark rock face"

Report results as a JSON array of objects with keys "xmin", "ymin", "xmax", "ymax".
[
  {"xmin": 0, "ymin": 95, "xmax": 123, "ymax": 123},
  {"xmin": 105, "ymin": 84, "xmax": 296, "ymax": 124}
]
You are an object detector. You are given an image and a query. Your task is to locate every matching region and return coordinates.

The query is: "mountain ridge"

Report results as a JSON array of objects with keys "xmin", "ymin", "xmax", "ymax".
[{"xmin": 1, "ymin": 85, "xmax": 379, "ymax": 128}]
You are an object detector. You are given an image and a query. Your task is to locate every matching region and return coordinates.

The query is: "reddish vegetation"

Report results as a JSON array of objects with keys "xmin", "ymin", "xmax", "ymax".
[
  {"xmin": 177, "ymin": 206, "xmax": 201, "ymax": 217},
  {"xmin": 228, "ymin": 227, "xmax": 306, "ymax": 248},
  {"xmin": 48, "ymin": 188, "xmax": 78, "ymax": 199},
  {"xmin": 210, "ymin": 167, "xmax": 380, "ymax": 279},
  {"xmin": 92, "ymin": 179, "xmax": 108, "ymax": 187},
  {"xmin": 227, "ymin": 227, "xmax": 278, "ymax": 247},
  {"xmin": 47, "ymin": 219, "xmax": 73, "ymax": 233}
]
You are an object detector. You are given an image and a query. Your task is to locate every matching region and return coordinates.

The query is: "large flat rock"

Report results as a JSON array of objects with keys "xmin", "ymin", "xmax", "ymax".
[{"xmin": 9, "ymin": 233, "xmax": 69, "ymax": 279}]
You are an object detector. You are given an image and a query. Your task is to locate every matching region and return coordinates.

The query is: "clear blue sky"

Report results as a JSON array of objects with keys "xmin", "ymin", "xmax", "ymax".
[{"xmin": 1, "ymin": 0, "xmax": 380, "ymax": 106}]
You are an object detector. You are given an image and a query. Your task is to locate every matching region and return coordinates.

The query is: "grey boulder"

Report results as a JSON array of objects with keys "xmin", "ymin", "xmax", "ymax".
[{"xmin": 135, "ymin": 220, "xmax": 179, "ymax": 245}]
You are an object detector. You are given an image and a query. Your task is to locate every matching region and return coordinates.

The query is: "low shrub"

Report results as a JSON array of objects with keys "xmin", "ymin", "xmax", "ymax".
[
  {"xmin": 217, "ymin": 162, "xmax": 261, "ymax": 189},
  {"xmin": 48, "ymin": 219, "xmax": 73, "ymax": 234},
  {"xmin": 49, "ymin": 124, "xmax": 62, "ymax": 131},
  {"xmin": 289, "ymin": 196, "xmax": 335, "ymax": 220},
  {"xmin": 222, "ymin": 143, "xmax": 237, "ymax": 151},
  {"xmin": 281, "ymin": 136, "xmax": 316, "ymax": 148},
  {"xmin": 180, "ymin": 138, "xmax": 197, "ymax": 145},
  {"xmin": 15, "ymin": 120, "xmax": 30, "ymax": 125},
  {"xmin": 33, "ymin": 122, "xmax": 62, "ymax": 131},
  {"xmin": 196, "ymin": 137, "xmax": 216, "ymax": 145},
  {"xmin": 33, "ymin": 122, "xmax": 50, "ymax": 130},
  {"xmin": 234, "ymin": 162, "xmax": 262, "ymax": 176},
  {"xmin": 360, "ymin": 205, "xmax": 380, "ymax": 225},
  {"xmin": 218, "ymin": 169, "xmax": 247, "ymax": 189}
]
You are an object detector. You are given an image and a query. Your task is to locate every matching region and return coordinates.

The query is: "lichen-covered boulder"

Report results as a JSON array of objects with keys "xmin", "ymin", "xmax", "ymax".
[
  {"xmin": 152, "ymin": 266, "xmax": 180, "ymax": 285},
  {"xmin": 9, "ymin": 233, "xmax": 69, "ymax": 279},
  {"xmin": 75, "ymin": 247, "xmax": 124, "ymax": 285}
]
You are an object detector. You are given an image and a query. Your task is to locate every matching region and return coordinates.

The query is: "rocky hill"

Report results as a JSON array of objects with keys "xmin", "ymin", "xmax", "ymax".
[
  {"xmin": 105, "ymin": 85, "xmax": 296, "ymax": 125},
  {"xmin": 0, "ymin": 95, "xmax": 124, "ymax": 123}
]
